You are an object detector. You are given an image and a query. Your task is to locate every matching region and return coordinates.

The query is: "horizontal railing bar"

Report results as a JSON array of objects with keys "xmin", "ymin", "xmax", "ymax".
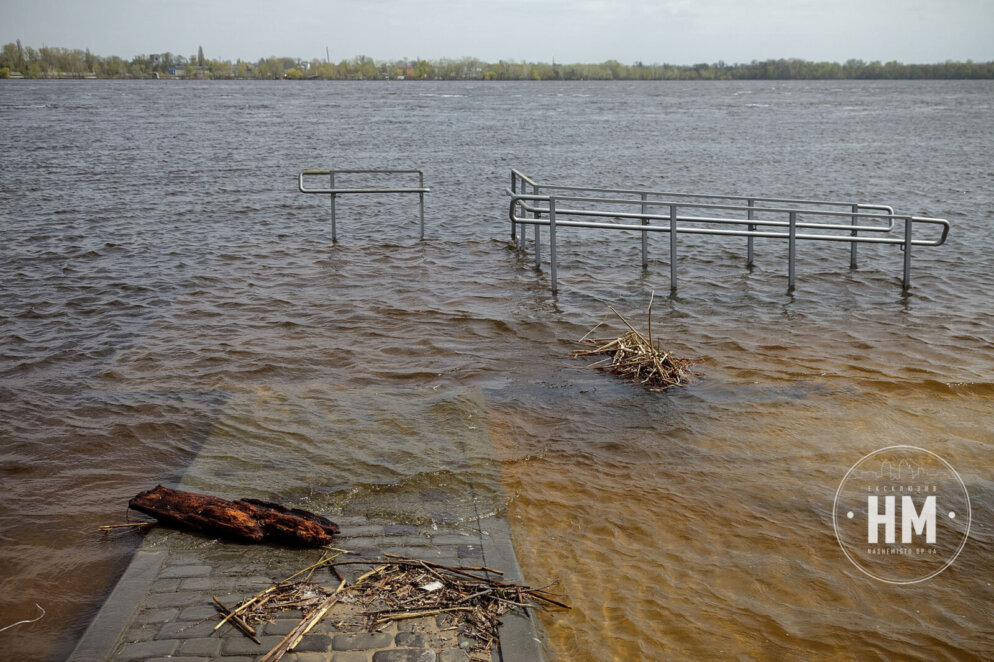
[
  {"xmin": 535, "ymin": 182, "xmax": 883, "ymax": 209},
  {"xmin": 299, "ymin": 170, "xmax": 430, "ymax": 195},
  {"xmin": 301, "ymin": 169, "xmax": 425, "ymax": 175},
  {"xmin": 509, "ymin": 214, "xmax": 947, "ymax": 247},
  {"xmin": 509, "ymin": 191, "xmax": 896, "ymax": 223},
  {"xmin": 509, "ymin": 196, "xmax": 949, "ymax": 246},
  {"xmin": 513, "ymin": 200, "xmax": 895, "ymax": 233},
  {"xmin": 512, "ymin": 183, "xmax": 898, "ymax": 221},
  {"xmin": 510, "ymin": 168, "xmax": 539, "ymax": 188},
  {"xmin": 300, "ymin": 187, "xmax": 431, "ymax": 194}
]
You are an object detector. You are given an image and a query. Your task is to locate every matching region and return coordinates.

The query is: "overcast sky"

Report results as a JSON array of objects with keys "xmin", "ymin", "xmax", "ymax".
[{"xmin": 4, "ymin": 0, "xmax": 993, "ymax": 65}]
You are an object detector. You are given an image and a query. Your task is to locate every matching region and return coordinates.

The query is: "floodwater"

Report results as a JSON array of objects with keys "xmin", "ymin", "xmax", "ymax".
[{"xmin": 2, "ymin": 79, "xmax": 993, "ymax": 660}]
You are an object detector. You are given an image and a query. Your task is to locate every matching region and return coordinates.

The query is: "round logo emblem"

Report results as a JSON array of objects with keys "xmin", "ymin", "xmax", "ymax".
[{"xmin": 833, "ymin": 445, "xmax": 971, "ymax": 584}]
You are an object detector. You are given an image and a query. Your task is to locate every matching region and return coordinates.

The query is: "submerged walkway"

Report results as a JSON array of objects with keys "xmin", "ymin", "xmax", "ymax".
[{"xmin": 68, "ymin": 386, "xmax": 544, "ymax": 662}]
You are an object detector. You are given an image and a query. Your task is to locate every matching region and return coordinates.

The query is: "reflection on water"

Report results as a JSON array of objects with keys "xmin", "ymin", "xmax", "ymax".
[{"xmin": 1, "ymin": 80, "xmax": 993, "ymax": 660}]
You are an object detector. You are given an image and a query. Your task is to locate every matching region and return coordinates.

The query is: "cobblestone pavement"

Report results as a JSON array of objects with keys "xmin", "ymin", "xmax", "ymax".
[{"xmin": 70, "ymin": 515, "xmax": 542, "ymax": 662}]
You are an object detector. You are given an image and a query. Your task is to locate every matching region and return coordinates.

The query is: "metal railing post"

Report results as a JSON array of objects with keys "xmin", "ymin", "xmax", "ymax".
[
  {"xmin": 523, "ymin": 184, "xmax": 537, "ymax": 251},
  {"xmin": 534, "ymin": 205, "xmax": 541, "ymax": 268},
  {"xmin": 510, "ymin": 172, "xmax": 517, "ymax": 242},
  {"xmin": 549, "ymin": 197, "xmax": 558, "ymax": 294},
  {"xmin": 747, "ymin": 199, "xmax": 756, "ymax": 266},
  {"xmin": 419, "ymin": 171, "xmax": 425, "ymax": 241},
  {"xmin": 850, "ymin": 204, "xmax": 859, "ymax": 268},
  {"xmin": 517, "ymin": 191, "xmax": 526, "ymax": 250},
  {"xmin": 330, "ymin": 171, "xmax": 337, "ymax": 243},
  {"xmin": 903, "ymin": 217, "xmax": 913, "ymax": 290},
  {"xmin": 669, "ymin": 205, "xmax": 678, "ymax": 292},
  {"xmin": 788, "ymin": 211, "xmax": 797, "ymax": 292},
  {"xmin": 533, "ymin": 185, "xmax": 541, "ymax": 266},
  {"xmin": 641, "ymin": 192, "xmax": 649, "ymax": 268}
]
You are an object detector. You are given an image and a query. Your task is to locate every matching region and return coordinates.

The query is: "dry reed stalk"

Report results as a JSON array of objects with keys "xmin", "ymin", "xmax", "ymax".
[{"xmin": 97, "ymin": 522, "xmax": 154, "ymax": 532}]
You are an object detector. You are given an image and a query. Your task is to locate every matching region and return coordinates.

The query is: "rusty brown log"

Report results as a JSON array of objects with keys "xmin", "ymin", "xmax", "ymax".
[{"xmin": 128, "ymin": 485, "xmax": 339, "ymax": 547}]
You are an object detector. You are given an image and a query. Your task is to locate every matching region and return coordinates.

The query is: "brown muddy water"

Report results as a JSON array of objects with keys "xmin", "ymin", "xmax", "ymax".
[{"xmin": 2, "ymin": 80, "xmax": 993, "ymax": 660}]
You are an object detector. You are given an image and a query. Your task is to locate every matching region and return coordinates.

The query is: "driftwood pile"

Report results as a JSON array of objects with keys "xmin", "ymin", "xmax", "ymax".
[
  {"xmin": 212, "ymin": 552, "xmax": 569, "ymax": 662},
  {"xmin": 128, "ymin": 485, "xmax": 339, "ymax": 547},
  {"xmin": 573, "ymin": 294, "xmax": 698, "ymax": 391}
]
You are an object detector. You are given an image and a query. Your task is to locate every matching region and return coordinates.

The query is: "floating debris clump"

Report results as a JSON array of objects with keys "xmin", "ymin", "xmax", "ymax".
[{"xmin": 573, "ymin": 293, "xmax": 699, "ymax": 391}]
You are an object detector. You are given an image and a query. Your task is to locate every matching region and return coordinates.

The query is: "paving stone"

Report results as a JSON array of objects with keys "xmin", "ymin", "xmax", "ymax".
[
  {"xmin": 380, "ymin": 547, "xmax": 431, "ymax": 558},
  {"xmin": 221, "ymin": 634, "xmax": 284, "ymax": 655},
  {"xmin": 116, "ymin": 638, "xmax": 179, "ymax": 659},
  {"xmin": 179, "ymin": 576, "xmax": 223, "ymax": 591},
  {"xmin": 219, "ymin": 564, "xmax": 268, "ymax": 576},
  {"xmin": 401, "ymin": 549, "xmax": 457, "ymax": 561},
  {"xmin": 332, "ymin": 515, "xmax": 369, "ymax": 527},
  {"xmin": 331, "ymin": 653, "xmax": 374, "ymax": 662},
  {"xmin": 178, "ymin": 636, "xmax": 222, "ymax": 656},
  {"xmin": 395, "ymin": 632, "xmax": 426, "ymax": 648},
  {"xmin": 214, "ymin": 592, "xmax": 250, "ymax": 607},
  {"xmin": 333, "ymin": 632, "xmax": 394, "ymax": 651},
  {"xmin": 427, "ymin": 535, "xmax": 473, "ymax": 546},
  {"xmin": 292, "ymin": 634, "xmax": 333, "ymax": 653},
  {"xmin": 232, "ymin": 574, "xmax": 278, "ymax": 591},
  {"xmin": 134, "ymin": 607, "xmax": 179, "ymax": 625},
  {"xmin": 437, "ymin": 651, "xmax": 470, "ymax": 662},
  {"xmin": 425, "ymin": 522, "xmax": 460, "ymax": 536},
  {"xmin": 341, "ymin": 536, "xmax": 384, "ymax": 549},
  {"xmin": 179, "ymin": 604, "xmax": 221, "ymax": 621},
  {"xmin": 123, "ymin": 625, "xmax": 159, "ymax": 643},
  {"xmin": 346, "ymin": 547, "xmax": 380, "ymax": 559},
  {"xmin": 261, "ymin": 618, "xmax": 301, "ymax": 636},
  {"xmin": 341, "ymin": 524, "xmax": 386, "ymax": 537},
  {"xmin": 158, "ymin": 619, "xmax": 222, "ymax": 640},
  {"xmin": 384, "ymin": 524, "xmax": 419, "ymax": 536},
  {"xmin": 283, "ymin": 653, "xmax": 334, "ymax": 662},
  {"xmin": 142, "ymin": 591, "xmax": 205, "ymax": 609},
  {"xmin": 456, "ymin": 545, "xmax": 482, "ymax": 559},
  {"xmin": 148, "ymin": 578, "xmax": 183, "ymax": 593},
  {"xmin": 396, "ymin": 536, "xmax": 434, "ymax": 548},
  {"xmin": 146, "ymin": 657, "xmax": 209, "ymax": 662},
  {"xmin": 159, "ymin": 564, "xmax": 213, "ymax": 579},
  {"xmin": 373, "ymin": 650, "xmax": 436, "ymax": 662}
]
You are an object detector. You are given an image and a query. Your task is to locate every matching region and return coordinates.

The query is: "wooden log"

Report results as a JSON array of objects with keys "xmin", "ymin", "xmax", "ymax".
[{"xmin": 128, "ymin": 485, "xmax": 339, "ymax": 546}]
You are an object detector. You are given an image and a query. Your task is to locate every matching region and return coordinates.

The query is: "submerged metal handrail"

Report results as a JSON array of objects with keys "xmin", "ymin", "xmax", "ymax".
[
  {"xmin": 299, "ymin": 169, "xmax": 430, "ymax": 241},
  {"xmin": 507, "ymin": 171, "xmax": 949, "ymax": 294}
]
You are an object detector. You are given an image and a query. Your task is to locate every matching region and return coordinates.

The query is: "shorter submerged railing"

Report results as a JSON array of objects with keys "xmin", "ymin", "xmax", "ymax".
[
  {"xmin": 299, "ymin": 169, "xmax": 430, "ymax": 240},
  {"xmin": 507, "ymin": 170, "xmax": 949, "ymax": 294}
]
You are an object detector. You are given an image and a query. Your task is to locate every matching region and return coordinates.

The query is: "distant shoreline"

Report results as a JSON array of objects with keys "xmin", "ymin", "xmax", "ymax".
[
  {"xmin": 5, "ymin": 75, "xmax": 994, "ymax": 83},
  {"xmin": 2, "ymin": 42, "xmax": 992, "ymax": 81}
]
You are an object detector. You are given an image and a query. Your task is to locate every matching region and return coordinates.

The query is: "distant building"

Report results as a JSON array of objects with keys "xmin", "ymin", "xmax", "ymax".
[
  {"xmin": 168, "ymin": 64, "xmax": 210, "ymax": 78},
  {"xmin": 393, "ymin": 60, "xmax": 415, "ymax": 79}
]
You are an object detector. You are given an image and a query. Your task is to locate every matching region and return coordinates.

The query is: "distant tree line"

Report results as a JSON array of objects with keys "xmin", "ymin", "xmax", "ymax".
[{"xmin": 2, "ymin": 41, "xmax": 992, "ymax": 80}]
